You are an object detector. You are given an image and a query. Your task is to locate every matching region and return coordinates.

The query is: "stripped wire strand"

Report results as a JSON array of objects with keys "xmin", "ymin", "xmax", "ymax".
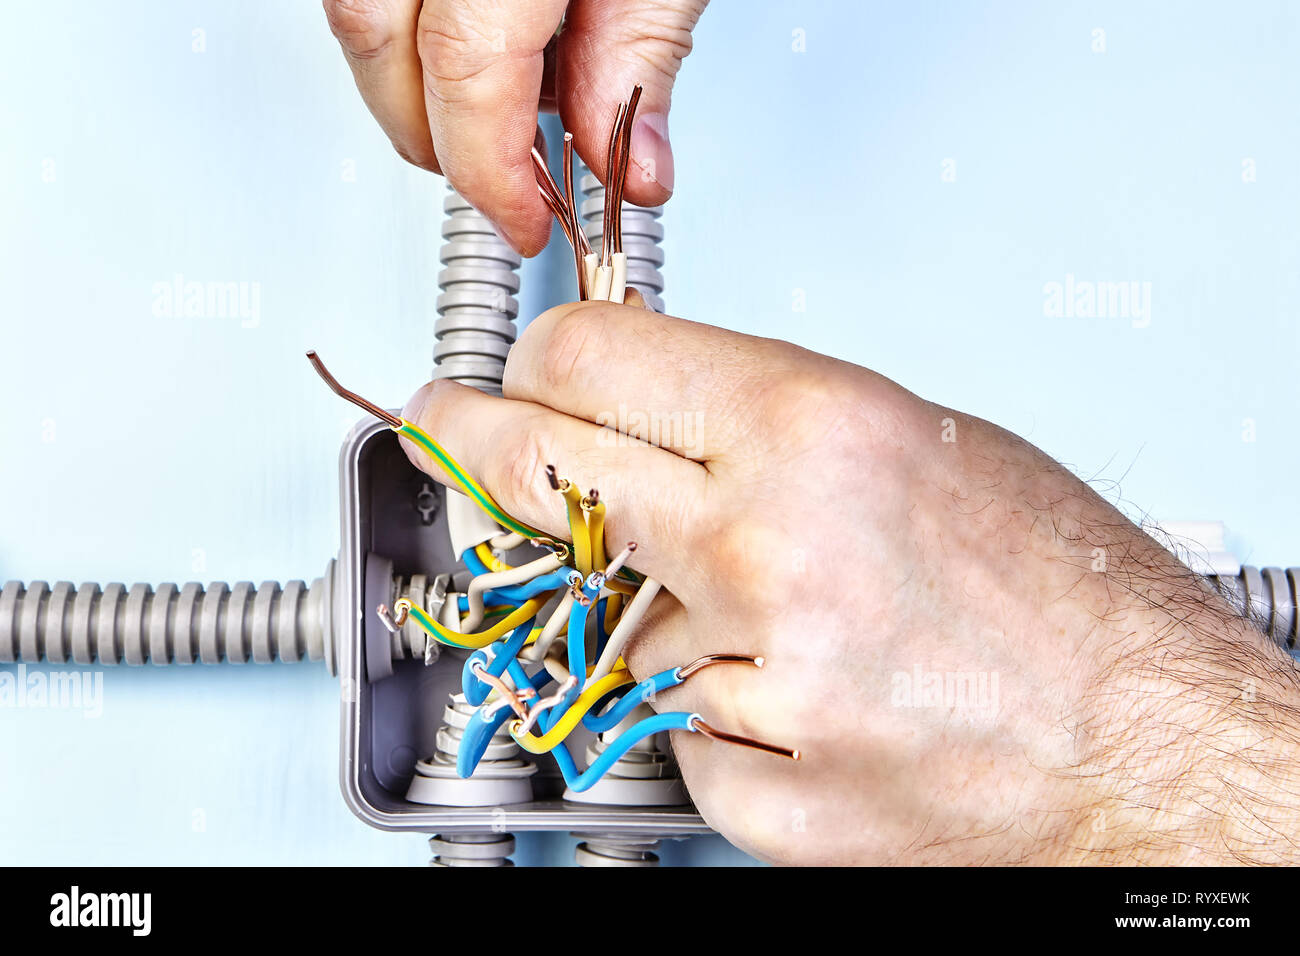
[{"xmin": 530, "ymin": 85, "xmax": 643, "ymax": 302}]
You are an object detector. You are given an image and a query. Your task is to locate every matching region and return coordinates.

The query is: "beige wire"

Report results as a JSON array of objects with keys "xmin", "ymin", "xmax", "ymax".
[
  {"xmin": 609, "ymin": 252, "xmax": 628, "ymax": 304},
  {"xmin": 462, "ymin": 552, "xmax": 564, "ymax": 631},
  {"xmin": 489, "ymin": 531, "xmax": 527, "ymax": 551},
  {"xmin": 543, "ymin": 641, "xmax": 572, "ymax": 683},
  {"xmin": 518, "ymin": 590, "xmax": 575, "ymax": 664},
  {"xmin": 592, "ymin": 264, "xmax": 613, "ymax": 301},
  {"xmin": 590, "ymin": 577, "xmax": 663, "ymax": 681},
  {"xmin": 583, "ymin": 253, "xmax": 598, "ymax": 299}
]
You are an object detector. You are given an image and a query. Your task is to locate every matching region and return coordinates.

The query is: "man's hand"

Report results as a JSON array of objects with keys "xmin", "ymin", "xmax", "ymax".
[
  {"xmin": 322, "ymin": 0, "xmax": 704, "ymax": 255},
  {"xmin": 398, "ymin": 301, "xmax": 1300, "ymax": 865}
]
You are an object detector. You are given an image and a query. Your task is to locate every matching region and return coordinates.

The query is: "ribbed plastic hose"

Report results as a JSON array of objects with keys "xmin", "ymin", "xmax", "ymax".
[
  {"xmin": 573, "ymin": 832, "xmax": 661, "ymax": 866},
  {"xmin": 428, "ymin": 832, "xmax": 515, "ymax": 867},
  {"xmin": 1213, "ymin": 566, "xmax": 1299, "ymax": 649},
  {"xmin": 579, "ymin": 169, "xmax": 665, "ymax": 313},
  {"xmin": 0, "ymin": 560, "xmax": 336, "ymax": 671},
  {"xmin": 433, "ymin": 187, "xmax": 522, "ymax": 394}
]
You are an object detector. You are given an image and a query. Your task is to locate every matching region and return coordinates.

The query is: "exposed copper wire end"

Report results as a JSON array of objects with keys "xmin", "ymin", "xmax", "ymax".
[
  {"xmin": 377, "ymin": 600, "xmax": 410, "ymax": 634},
  {"xmin": 530, "ymin": 536, "xmax": 571, "ymax": 562},
  {"xmin": 689, "ymin": 716, "xmax": 801, "ymax": 761},
  {"xmin": 580, "ymin": 488, "xmax": 600, "ymax": 510},
  {"xmin": 676, "ymin": 653, "xmax": 764, "ymax": 681},
  {"xmin": 306, "ymin": 351, "xmax": 402, "ymax": 429},
  {"xmin": 532, "ymin": 147, "xmax": 587, "ymax": 299},
  {"xmin": 611, "ymin": 85, "xmax": 642, "ymax": 256},
  {"xmin": 471, "ymin": 660, "xmax": 536, "ymax": 721},
  {"xmin": 544, "ymin": 464, "xmax": 561, "ymax": 490},
  {"xmin": 561, "ymin": 132, "xmax": 589, "ymax": 299},
  {"xmin": 512, "ymin": 675, "xmax": 579, "ymax": 736},
  {"xmin": 601, "ymin": 101, "xmax": 627, "ymax": 266},
  {"xmin": 593, "ymin": 542, "xmax": 637, "ymax": 586}
]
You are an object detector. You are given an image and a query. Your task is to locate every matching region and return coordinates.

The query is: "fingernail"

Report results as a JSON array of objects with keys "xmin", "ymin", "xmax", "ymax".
[{"xmin": 630, "ymin": 112, "xmax": 674, "ymax": 193}]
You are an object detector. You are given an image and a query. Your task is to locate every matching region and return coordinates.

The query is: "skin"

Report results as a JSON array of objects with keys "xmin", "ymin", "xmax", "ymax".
[
  {"xmin": 323, "ymin": 0, "xmax": 706, "ymax": 254},
  {"xmin": 326, "ymin": 2, "xmax": 1300, "ymax": 864},
  {"xmin": 397, "ymin": 301, "xmax": 1300, "ymax": 866}
]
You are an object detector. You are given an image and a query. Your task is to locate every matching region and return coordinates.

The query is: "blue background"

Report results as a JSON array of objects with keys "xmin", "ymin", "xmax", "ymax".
[{"xmin": 1, "ymin": 1, "xmax": 1295, "ymax": 865}]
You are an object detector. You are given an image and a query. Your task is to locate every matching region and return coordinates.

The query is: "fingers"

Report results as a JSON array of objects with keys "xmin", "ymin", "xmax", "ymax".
[
  {"xmin": 557, "ymin": 0, "xmax": 710, "ymax": 203},
  {"xmin": 325, "ymin": 0, "xmax": 705, "ymax": 254},
  {"xmin": 324, "ymin": 0, "xmax": 441, "ymax": 170},
  {"xmin": 400, "ymin": 379, "xmax": 712, "ymax": 599},
  {"xmin": 416, "ymin": 0, "xmax": 568, "ymax": 256},
  {"xmin": 503, "ymin": 299, "xmax": 797, "ymax": 463}
]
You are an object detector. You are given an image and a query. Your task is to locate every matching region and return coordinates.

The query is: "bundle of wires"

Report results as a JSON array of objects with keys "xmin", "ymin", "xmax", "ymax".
[
  {"xmin": 385, "ymin": 466, "xmax": 796, "ymax": 792},
  {"xmin": 531, "ymin": 86, "xmax": 643, "ymax": 304}
]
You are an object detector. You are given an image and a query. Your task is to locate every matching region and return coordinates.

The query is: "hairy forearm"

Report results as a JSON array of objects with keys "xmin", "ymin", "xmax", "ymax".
[
  {"xmin": 1049, "ymin": 511, "xmax": 1300, "ymax": 864},
  {"xmin": 937, "ymin": 411, "xmax": 1300, "ymax": 865}
]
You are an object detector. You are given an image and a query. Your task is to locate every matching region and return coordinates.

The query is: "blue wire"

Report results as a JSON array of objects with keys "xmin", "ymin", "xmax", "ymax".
[
  {"xmin": 547, "ymin": 711, "xmax": 695, "ymax": 793},
  {"xmin": 461, "ymin": 618, "xmax": 535, "ymax": 707},
  {"xmin": 566, "ymin": 584, "xmax": 600, "ymax": 694},
  {"xmin": 457, "ymin": 666, "xmax": 555, "ymax": 778},
  {"xmin": 462, "ymin": 547, "xmax": 492, "ymax": 577},
  {"xmin": 583, "ymin": 667, "xmax": 682, "ymax": 734},
  {"xmin": 454, "ymin": 567, "xmax": 573, "ymax": 611}
]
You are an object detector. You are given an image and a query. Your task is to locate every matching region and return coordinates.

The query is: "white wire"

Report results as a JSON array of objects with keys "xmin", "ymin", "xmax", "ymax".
[{"xmin": 609, "ymin": 252, "xmax": 627, "ymax": 304}]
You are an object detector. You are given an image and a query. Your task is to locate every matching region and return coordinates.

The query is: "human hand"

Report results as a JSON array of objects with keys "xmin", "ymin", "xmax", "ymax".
[
  {"xmin": 398, "ymin": 301, "xmax": 1300, "ymax": 865},
  {"xmin": 323, "ymin": 0, "xmax": 705, "ymax": 255}
]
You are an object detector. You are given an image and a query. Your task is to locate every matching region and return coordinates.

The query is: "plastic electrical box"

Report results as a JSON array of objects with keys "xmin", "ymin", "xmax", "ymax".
[{"xmin": 336, "ymin": 416, "xmax": 710, "ymax": 838}]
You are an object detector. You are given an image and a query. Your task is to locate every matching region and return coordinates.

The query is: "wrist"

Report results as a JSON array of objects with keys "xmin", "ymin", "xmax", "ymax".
[{"xmin": 1057, "ymin": 558, "xmax": 1300, "ymax": 864}]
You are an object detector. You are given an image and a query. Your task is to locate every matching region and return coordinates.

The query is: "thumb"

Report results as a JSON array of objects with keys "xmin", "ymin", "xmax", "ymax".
[{"xmin": 556, "ymin": 0, "xmax": 708, "ymax": 206}]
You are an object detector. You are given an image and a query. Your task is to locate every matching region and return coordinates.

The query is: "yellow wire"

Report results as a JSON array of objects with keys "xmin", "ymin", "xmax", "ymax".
[
  {"xmin": 605, "ymin": 592, "xmax": 624, "ymax": 629},
  {"xmin": 561, "ymin": 482, "xmax": 592, "ymax": 577},
  {"xmin": 586, "ymin": 499, "xmax": 607, "ymax": 571},
  {"xmin": 402, "ymin": 595, "xmax": 551, "ymax": 650},
  {"xmin": 474, "ymin": 542, "xmax": 512, "ymax": 574},
  {"xmin": 603, "ymin": 577, "xmax": 638, "ymax": 596},
  {"xmin": 510, "ymin": 669, "xmax": 634, "ymax": 753}
]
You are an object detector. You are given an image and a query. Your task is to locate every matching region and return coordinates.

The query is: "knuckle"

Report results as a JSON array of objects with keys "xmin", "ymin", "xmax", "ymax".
[
  {"xmin": 536, "ymin": 304, "xmax": 607, "ymax": 393},
  {"xmin": 759, "ymin": 367, "xmax": 850, "ymax": 422},
  {"xmin": 612, "ymin": 1, "xmax": 705, "ymax": 73},
  {"xmin": 415, "ymin": 9, "xmax": 501, "ymax": 86},
  {"xmin": 323, "ymin": 0, "xmax": 396, "ymax": 59}
]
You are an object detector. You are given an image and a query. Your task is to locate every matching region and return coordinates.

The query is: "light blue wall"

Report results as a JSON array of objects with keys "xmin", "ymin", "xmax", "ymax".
[{"xmin": 1, "ymin": 1, "xmax": 1294, "ymax": 865}]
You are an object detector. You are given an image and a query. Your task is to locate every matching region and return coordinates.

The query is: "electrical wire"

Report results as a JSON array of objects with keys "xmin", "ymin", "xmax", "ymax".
[
  {"xmin": 473, "ymin": 542, "xmax": 512, "ymax": 574},
  {"xmin": 544, "ymin": 711, "xmax": 690, "ymax": 794},
  {"xmin": 462, "ymin": 552, "xmax": 563, "ymax": 631},
  {"xmin": 490, "ymin": 531, "xmax": 527, "ymax": 551},
  {"xmin": 583, "ymin": 654, "xmax": 765, "ymax": 734},
  {"xmin": 590, "ymin": 577, "xmax": 662, "ymax": 681},
  {"xmin": 545, "ymin": 465, "xmax": 593, "ymax": 576},
  {"xmin": 306, "ymin": 351, "xmax": 545, "ymax": 540},
  {"xmin": 518, "ymin": 590, "xmax": 574, "ymax": 663},
  {"xmin": 531, "ymin": 86, "xmax": 643, "ymax": 304},
  {"xmin": 583, "ymin": 490, "xmax": 608, "ymax": 572},
  {"xmin": 509, "ymin": 668, "xmax": 635, "ymax": 754},
  {"xmin": 397, "ymin": 594, "xmax": 552, "ymax": 650}
]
